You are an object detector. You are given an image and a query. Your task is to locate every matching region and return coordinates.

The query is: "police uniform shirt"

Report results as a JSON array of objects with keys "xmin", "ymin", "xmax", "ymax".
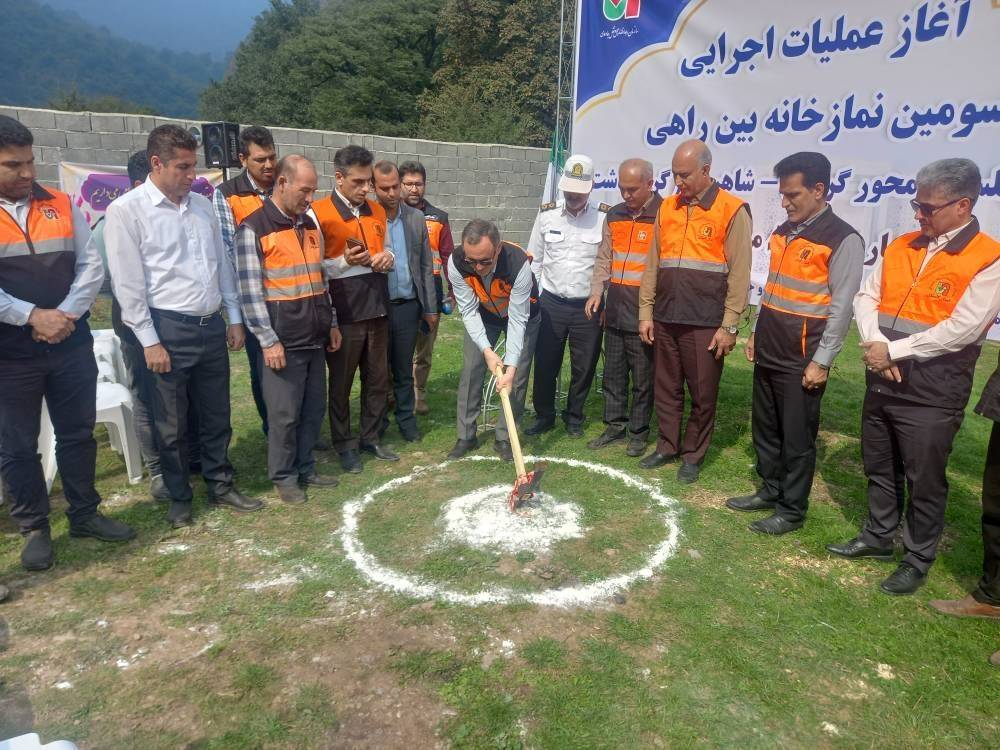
[{"xmin": 527, "ymin": 199, "xmax": 607, "ymax": 299}]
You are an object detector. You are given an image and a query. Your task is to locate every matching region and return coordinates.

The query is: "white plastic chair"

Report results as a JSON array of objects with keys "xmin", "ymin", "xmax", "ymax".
[
  {"xmin": 95, "ymin": 382, "xmax": 144, "ymax": 485},
  {"xmin": 0, "ymin": 733, "xmax": 78, "ymax": 750},
  {"xmin": 39, "ymin": 399, "xmax": 58, "ymax": 493},
  {"xmin": 91, "ymin": 328, "xmax": 126, "ymax": 385}
]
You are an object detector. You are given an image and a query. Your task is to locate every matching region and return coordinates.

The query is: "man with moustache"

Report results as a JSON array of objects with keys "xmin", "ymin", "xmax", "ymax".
[
  {"xmin": 728, "ymin": 152, "xmax": 864, "ymax": 535},
  {"xmin": 585, "ymin": 158, "xmax": 661, "ymax": 457}
]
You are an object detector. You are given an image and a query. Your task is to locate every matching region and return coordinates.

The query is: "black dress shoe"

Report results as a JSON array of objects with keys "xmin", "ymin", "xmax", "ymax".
[
  {"xmin": 826, "ymin": 537, "xmax": 894, "ymax": 561},
  {"xmin": 69, "ymin": 513, "xmax": 136, "ymax": 541},
  {"xmin": 339, "ymin": 449, "xmax": 363, "ymax": 473},
  {"xmin": 749, "ymin": 514, "xmax": 803, "ymax": 535},
  {"xmin": 880, "ymin": 563, "xmax": 927, "ymax": 595},
  {"xmin": 209, "ymin": 489, "xmax": 264, "ymax": 513},
  {"xmin": 726, "ymin": 493, "xmax": 777, "ymax": 513},
  {"xmin": 494, "ymin": 440, "xmax": 514, "ymax": 462},
  {"xmin": 299, "ymin": 472, "xmax": 339, "ymax": 487},
  {"xmin": 400, "ymin": 427, "xmax": 422, "ymax": 443},
  {"xmin": 0, "ymin": 583, "xmax": 9, "ymax": 603},
  {"xmin": 447, "ymin": 437, "xmax": 479, "ymax": 459},
  {"xmin": 150, "ymin": 474, "xmax": 170, "ymax": 502},
  {"xmin": 639, "ymin": 451, "xmax": 677, "ymax": 469},
  {"xmin": 588, "ymin": 427, "xmax": 626, "ymax": 449},
  {"xmin": 524, "ymin": 419, "xmax": 555, "ymax": 436},
  {"xmin": 677, "ymin": 462, "xmax": 700, "ymax": 484},
  {"xmin": 275, "ymin": 482, "xmax": 307, "ymax": 505},
  {"xmin": 361, "ymin": 443, "xmax": 400, "ymax": 461},
  {"xmin": 625, "ymin": 437, "xmax": 647, "ymax": 457},
  {"xmin": 168, "ymin": 501, "xmax": 193, "ymax": 529},
  {"xmin": 565, "ymin": 423, "xmax": 584, "ymax": 438},
  {"xmin": 21, "ymin": 528, "xmax": 53, "ymax": 571}
]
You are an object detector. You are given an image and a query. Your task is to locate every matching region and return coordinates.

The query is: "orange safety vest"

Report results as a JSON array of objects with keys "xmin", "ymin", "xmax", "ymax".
[
  {"xmin": 311, "ymin": 194, "xmax": 389, "ymax": 324},
  {"xmin": 241, "ymin": 199, "xmax": 332, "ymax": 349},
  {"xmin": 604, "ymin": 194, "xmax": 661, "ymax": 332},
  {"xmin": 755, "ymin": 207, "xmax": 860, "ymax": 370},
  {"xmin": 654, "ymin": 182, "xmax": 748, "ymax": 326},
  {"xmin": 217, "ymin": 171, "xmax": 267, "ymax": 226},
  {"xmin": 0, "ymin": 185, "xmax": 87, "ymax": 357},
  {"xmin": 451, "ymin": 241, "xmax": 539, "ymax": 327},
  {"xmin": 870, "ymin": 220, "xmax": 1000, "ymax": 408}
]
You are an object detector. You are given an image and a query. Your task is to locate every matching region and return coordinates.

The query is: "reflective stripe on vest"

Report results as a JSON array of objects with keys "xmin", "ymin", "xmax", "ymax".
[
  {"xmin": 261, "ymin": 226, "xmax": 325, "ymax": 302},
  {"xmin": 878, "ymin": 229, "xmax": 1000, "ymax": 338},
  {"xmin": 0, "ymin": 191, "xmax": 75, "ymax": 258},
  {"xmin": 762, "ymin": 234, "xmax": 833, "ymax": 319},
  {"xmin": 426, "ymin": 218, "xmax": 445, "ymax": 275},
  {"xmin": 656, "ymin": 189, "xmax": 745, "ymax": 275},
  {"xmin": 227, "ymin": 192, "xmax": 265, "ymax": 226},
  {"xmin": 609, "ymin": 216, "xmax": 654, "ymax": 287}
]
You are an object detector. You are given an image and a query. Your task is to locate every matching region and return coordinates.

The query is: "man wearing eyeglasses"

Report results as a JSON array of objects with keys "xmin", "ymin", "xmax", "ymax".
[
  {"xmin": 446, "ymin": 219, "xmax": 540, "ymax": 461},
  {"xmin": 828, "ymin": 158, "xmax": 1000, "ymax": 596}
]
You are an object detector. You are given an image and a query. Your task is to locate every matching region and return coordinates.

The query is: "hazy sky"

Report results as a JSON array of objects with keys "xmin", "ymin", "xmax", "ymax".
[{"xmin": 40, "ymin": 0, "xmax": 272, "ymax": 59}]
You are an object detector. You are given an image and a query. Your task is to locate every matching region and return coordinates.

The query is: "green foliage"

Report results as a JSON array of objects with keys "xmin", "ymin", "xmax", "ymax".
[
  {"xmin": 0, "ymin": 0, "xmax": 224, "ymax": 117},
  {"xmin": 200, "ymin": 0, "xmax": 563, "ymax": 146}
]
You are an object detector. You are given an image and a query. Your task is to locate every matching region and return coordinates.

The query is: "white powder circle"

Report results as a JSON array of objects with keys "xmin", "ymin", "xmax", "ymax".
[
  {"xmin": 440, "ymin": 486, "xmax": 586, "ymax": 553},
  {"xmin": 340, "ymin": 456, "xmax": 682, "ymax": 607}
]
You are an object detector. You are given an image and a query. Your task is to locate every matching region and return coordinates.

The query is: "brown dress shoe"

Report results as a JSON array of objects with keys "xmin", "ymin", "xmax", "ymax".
[{"xmin": 928, "ymin": 594, "xmax": 1000, "ymax": 619}]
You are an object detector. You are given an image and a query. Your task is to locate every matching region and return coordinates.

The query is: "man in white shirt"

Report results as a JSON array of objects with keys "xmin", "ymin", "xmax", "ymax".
[
  {"xmin": 0, "ymin": 115, "xmax": 135, "ymax": 571},
  {"xmin": 827, "ymin": 158, "xmax": 1000, "ymax": 595},
  {"xmin": 106, "ymin": 125, "xmax": 263, "ymax": 528},
  {"xmin": 524, "ymin": 154, "xmax": 608, "ymax": 438}
]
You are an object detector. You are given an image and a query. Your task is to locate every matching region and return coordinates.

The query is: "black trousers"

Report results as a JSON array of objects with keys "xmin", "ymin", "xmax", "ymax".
[
  {"xmin": 858, "ymin": 392, "xmax": 964, "ymax": 574},
  {"xmin": 386, "ymin": 299, "xmax": 421, "ymax": 434},
  {"xmin": 0, "ymin": 340, "xmax": 102, "ymax": 533},
  {"xmin": 602, "ymin": 326, "xmax": 654, "ymax": 438},
  {"xmin": 327, "ymin": 317, "xmax": 390, "ymax": 452},
  {"xmin": 147, "ymin": 311, "xmax": 235, "ymax": 502},
  {"xmin": 262, "ymin": 346, "xmax": 326, "ymax": 484},
  {"xmin": 532, "ymin": 293, "xmax": 603, "ymax": 427},
  {"xmin": 751, "ymin": 365, "xmax": 825, "ymax": 523},
  {"xmin": 244, "ymin": 328, "xmax": 268, "ymax": 434},
  {"xmin": 975, "ymin": 420, "xmax": 1000, "ymax": 605},
  {"xmin": 120, "ymin": 338, "xmax": 200, "ymax": 477}
]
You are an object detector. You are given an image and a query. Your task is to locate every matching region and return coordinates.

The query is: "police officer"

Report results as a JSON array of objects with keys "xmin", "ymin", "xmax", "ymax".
[
  {"xmin": 828, "ymin": 158, "xmax": 1000, "ymax": 595},
  {"xmin": 524, "ymin": 154, "xmax": 608, "ymax": 438},
  {"xmin": 585, "ymin": 158, "xmax": 660, "ymax": 456},
  {"xmin": 0, "ymin": 115, "xmax": 135, "ymax": 570},
  {"xmin": 728, "ymin": 152, "xmax": 864, "ymax": 535}
]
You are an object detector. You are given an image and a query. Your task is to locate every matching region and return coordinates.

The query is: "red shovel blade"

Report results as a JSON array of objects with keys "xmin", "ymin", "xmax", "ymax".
[{"xmin": 508, "ymin": 461, "xmax": 548, "ymax": 512}]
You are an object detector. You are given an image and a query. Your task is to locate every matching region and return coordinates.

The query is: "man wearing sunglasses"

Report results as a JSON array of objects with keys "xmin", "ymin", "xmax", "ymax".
[
  {"xmin": 446, "ymin": 219, "xmax": 540, "ymax": 461},
  {"xmin": 828, "ymin": 158, "xmax": 1000, "ymax": 596}
]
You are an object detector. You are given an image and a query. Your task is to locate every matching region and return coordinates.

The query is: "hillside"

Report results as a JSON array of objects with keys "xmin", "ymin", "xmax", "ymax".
[{"xmin": 0, "ymin": 0, "xmax": 226, "ymax": 117}]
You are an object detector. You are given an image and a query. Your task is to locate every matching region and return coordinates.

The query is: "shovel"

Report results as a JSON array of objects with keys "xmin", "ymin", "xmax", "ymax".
[{"xmin": 494, "ymin": 365, "xmax": 547, "ymax": 511}]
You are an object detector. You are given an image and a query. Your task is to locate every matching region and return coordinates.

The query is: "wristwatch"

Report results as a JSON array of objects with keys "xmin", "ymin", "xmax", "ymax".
[{"xmin": 724, "ymin": 325, "xmax": 739, "ymax": 335}]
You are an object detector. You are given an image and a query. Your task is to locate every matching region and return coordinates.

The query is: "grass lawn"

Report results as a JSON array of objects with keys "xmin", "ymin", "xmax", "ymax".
[{"xmin": 1, "ymin": 299, "xmax": 997, "ymax": 749}]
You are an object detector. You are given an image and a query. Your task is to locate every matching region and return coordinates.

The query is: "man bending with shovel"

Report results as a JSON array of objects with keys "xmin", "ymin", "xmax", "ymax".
[{"xmin": 447, "ymin": 219, "xmax": 541, "ymax": 465}]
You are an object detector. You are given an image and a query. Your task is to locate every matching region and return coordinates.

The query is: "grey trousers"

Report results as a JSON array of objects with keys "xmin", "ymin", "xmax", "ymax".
[
  {"xmin": 262, "ymin": 347, "xmax": 326, "ymax": 484},
  {"xmin": 456, "ymin": 314, "xmax": 540, "ymax": 442}
]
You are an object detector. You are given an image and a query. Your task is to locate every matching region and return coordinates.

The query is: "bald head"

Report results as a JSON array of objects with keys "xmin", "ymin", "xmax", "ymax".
[
  {"xmin": 618, "ymin": 158, "xmax": 655, "ymax": 211},
  {"xmin": 672, "ymin": 139, "xmax": 713, "ymax": 199},
  {"xmin": 273, "ymin": 154, "xmax": 318, "ymax": 216}
]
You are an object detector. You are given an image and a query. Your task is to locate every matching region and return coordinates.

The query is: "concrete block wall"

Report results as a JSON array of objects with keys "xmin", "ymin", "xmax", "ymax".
[{"xmin": 0, "ymin": 105, "xmax": 551, "ymax": 247}]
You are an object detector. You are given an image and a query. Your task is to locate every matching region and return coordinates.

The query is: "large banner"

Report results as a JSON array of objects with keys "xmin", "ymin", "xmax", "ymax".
[
  {"xmin": 573, "ymin": 0, "xmax": 1000, "ymax": 339},
  {"xmin": 58, "ymin": 162, "xmax": 224, "ymax": 228}
]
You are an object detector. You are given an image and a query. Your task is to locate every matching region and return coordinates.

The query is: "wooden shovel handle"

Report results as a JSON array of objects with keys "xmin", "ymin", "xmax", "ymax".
[{"xmin": 494, "ymin": 365, "xmax": 528, "ymax": 478}]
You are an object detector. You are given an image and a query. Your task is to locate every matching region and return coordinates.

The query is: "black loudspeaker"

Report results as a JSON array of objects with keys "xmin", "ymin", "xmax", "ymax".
[{"xmin": 202, "ymin": 122, "xmax": 241, "ymax": 168}]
